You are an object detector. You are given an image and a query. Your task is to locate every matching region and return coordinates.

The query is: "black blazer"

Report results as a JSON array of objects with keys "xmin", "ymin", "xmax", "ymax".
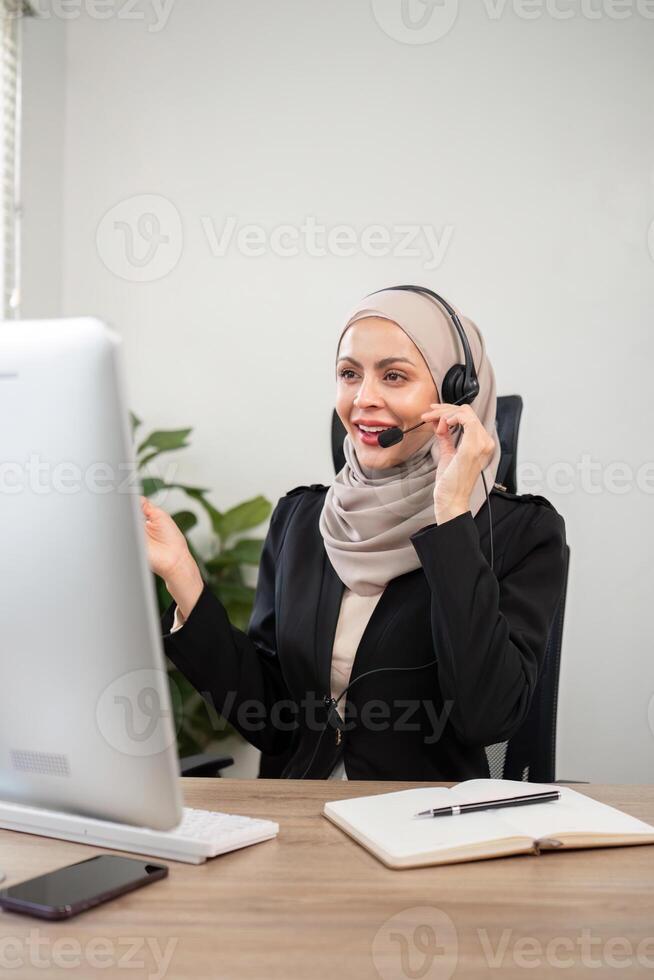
[{"xmin": 162, "ymin": 483, "xmax": 567, "ymax": 781}]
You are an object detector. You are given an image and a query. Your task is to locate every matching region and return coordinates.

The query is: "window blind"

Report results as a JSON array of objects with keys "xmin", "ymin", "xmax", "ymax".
[{"xmin": 0, "ymin": 1, "xmax": 31, "ymax": 319}]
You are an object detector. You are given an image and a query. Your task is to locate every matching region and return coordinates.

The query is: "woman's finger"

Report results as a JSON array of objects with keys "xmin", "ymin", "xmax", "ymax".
[
  {"xmin": 431, "ymin": 410, "xmax": 472, "ymax": 428},
  {"xmin": 434, "ymin": 415, "xmax": 457, "ymax": 445},
  {"xmin": 427, "ymin": 402, "xmax": 475, "ymax": 413},
  {"xmin": 423, "ymin": 407, "xmax": 482, "ymax": 430},
  {"xmin": 420, "ymin": 409, "xmax": 460, "ymax": 426},
  {"xmin": 423, "ymin": 406, "xmax": 494, "ymax": 453}
]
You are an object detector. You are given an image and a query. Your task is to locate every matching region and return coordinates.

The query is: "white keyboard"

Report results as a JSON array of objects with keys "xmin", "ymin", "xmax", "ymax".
[{"xmin": 0, "ymin": 800, "xmax": 279, "ymax": 865}]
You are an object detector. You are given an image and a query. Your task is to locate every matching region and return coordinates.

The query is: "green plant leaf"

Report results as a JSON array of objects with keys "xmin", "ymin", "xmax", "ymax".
[
  {"xmin": 211, "ymin": 581, "xmax": 256, "ymax": 606},
  {"xmin": 166, "ymin": 665, "xmax": 235, "ymax": 754},
  {"xmin": 222, "ymin": 602, "xmax": 254, "ymax": 631},
  {"xmin": 140, "ymin": 479, "xmax": 209, "ymax": 499},
  {"xmin": 183, "ymin": 488, "xmax": 224, "ymax": 537},
  {"xmin": 187, "ymin": 540, "xmax": 208, "ymax": 581},
  {"xmin": 130, "ymin": 411, "xmax": 142, "ymax": 436},
  {"xmin": 231, "ymin": 537, "xmax": 264, "ymax": 564},
  {"xmin": 172, "ymin": 510, "xmax": 198, "ymax": 535},
  {"xmin": 208, "ymin": 566, "xmax": 245, "ymax": 591},
  {"xmin": 206, "ymin": 538, "xmax": 263, "ymax": 570},
  {"xmin": 155, "ymin": 575, "xmax": 172, "ymax": 615},
  {"xmin": 170, "ymin": 483, "xmax": 210, "ymax": 495},
  {"xmin": 137, "ymin": 427, "xmax": 192, "ymax": 457},
  {"xmin": 141, "ymin": 476, "xmax": 167, "ymax": 497},
  {"xmin": 138, "ymin": 451, "xmax": 162, "ymax": 471},
  {"xmin": 219, "ymin": 496, "xmax": 271, "ymax": 542}
]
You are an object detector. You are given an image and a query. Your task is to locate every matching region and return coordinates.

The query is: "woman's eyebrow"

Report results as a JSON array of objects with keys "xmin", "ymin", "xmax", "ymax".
[{"xmin": 336, "ymin": 356, "xmax": 415, "ymax": 369}]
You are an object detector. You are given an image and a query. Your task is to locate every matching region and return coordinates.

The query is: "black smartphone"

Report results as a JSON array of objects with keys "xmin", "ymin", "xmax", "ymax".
[{"xmin": 0, "ymin": 855, "xmax": 168, "ymax": 920}]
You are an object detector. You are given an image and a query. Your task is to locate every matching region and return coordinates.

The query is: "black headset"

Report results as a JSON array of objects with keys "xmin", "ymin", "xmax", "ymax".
[
  {"xmin": 369, "ymin": 284, "xmax": 481, "ymax": 407},
  {"xmin": 298, "ymin": 284, "xmax": 495, "ymax": 778},
  {"xmin": 367, "ymin": 283, "xmax": 494, "ymax": 569}
]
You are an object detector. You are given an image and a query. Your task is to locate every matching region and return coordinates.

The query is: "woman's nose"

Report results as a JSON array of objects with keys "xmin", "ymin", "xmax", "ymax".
[{"xmin": 353, "ymin": 375, "xmax": 384, "ymax": 407}]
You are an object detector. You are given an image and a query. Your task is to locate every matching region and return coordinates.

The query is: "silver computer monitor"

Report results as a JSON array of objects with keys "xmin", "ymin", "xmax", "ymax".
[{"xmin": 0, "ymin": 318, "xmax": 183, "ymax": 830}]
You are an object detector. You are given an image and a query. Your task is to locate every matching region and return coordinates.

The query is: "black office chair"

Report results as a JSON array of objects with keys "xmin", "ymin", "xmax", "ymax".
[
  {"xmin": 492, "ymin": 393, "xmax": 523, "ymax": 494},
  {"xmin": 180, "ymin": 752, "xmax": 233, "ymax": 778},
  {"xmin": 485, "ymin": 396, "xmax": 570, "ymax": 781},
  {"xmin": 485, "ymin": 542, "xmax": 570, "ymax": 782},
  {"xmin": 259, "ymin": 395, "xmax": 569, "ymax": 781}
]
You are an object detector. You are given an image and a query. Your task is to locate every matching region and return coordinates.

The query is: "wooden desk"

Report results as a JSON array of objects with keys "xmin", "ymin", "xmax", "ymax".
[{"xmin": 0, "ymin": 781, "xmax": 653, "ymax": 979}]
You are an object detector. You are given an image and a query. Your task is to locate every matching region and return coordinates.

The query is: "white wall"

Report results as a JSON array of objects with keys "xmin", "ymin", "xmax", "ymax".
[
  {"xmin": 21, "ymin": 0, "xmax": 654, "ymax": 781},
  {"xmin": 21, "ymin": 12, "xmax": 66, "ymax": 316}
]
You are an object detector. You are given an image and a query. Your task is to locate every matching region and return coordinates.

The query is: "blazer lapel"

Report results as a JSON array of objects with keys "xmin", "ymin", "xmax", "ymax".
[{"xmin": 313, "ymin": 551, "xmax": 345, "ymax": 698}]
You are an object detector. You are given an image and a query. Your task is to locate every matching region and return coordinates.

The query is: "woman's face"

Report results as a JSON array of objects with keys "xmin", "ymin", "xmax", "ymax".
[{"xmin": 336, "ymin": 317, "xmax": 439, "ymax": 469}]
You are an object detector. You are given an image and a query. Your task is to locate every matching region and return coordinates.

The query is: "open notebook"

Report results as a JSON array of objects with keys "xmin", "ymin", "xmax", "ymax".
[{"xmin": 322, "ymin": 779, "xmax": 654, "ymax": 869}]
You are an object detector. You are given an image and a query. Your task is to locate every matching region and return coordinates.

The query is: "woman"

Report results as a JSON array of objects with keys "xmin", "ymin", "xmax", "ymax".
[{"xmin": 142, "ymin": 286, "xmax": 566, "ymax": 781}]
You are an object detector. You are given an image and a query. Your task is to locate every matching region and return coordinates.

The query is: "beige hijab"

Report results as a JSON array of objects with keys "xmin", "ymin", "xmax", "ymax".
[{"xmin": 318, "ymin": 288, "xmax": 501, "ymax": 596}]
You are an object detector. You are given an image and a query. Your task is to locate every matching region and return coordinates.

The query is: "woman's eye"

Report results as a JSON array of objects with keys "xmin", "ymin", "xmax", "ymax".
[{"xmin": 337, "ymin": 369, "xmax": 406, "ymax": 382}]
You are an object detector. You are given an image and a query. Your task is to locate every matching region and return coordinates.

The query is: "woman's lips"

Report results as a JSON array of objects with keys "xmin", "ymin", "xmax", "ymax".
[{"xmin": 354, "ymin": 423, "xmax": 395, "ymax": 446}]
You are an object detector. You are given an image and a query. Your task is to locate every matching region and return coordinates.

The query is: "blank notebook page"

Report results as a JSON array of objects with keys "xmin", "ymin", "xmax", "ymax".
[
  {"xmin": 325, "ymin": 779, "xmax": 654, "ymax": 862},
  {"xmin": 475, "ymin": 781, "xmax": 654, "ymax": 840},
  {"xmin": 325, "ymin": 785, "xmax": 515, "ymax": 861}
]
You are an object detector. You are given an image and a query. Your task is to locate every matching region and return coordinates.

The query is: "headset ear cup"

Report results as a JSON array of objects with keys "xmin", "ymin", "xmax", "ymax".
[
  {"xmin": 441, "ymin": 363, "xmax": 467, "ymax": 404},
  {"xmin": 441, "ymin": 363, "xmax": 479, "ymax": 405}
]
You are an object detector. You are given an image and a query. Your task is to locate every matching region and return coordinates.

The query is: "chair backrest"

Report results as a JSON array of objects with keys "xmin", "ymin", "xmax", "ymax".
[
  {"xmin": 331, "ymin": 395, "xmax": 524, "ymax": 494},
  {"xmin": 494, "ymin": 394, "xmax": 523, "ymax": 494},
  {"xmin": 485, "ymin": 542, "xmax": 570, "ymax": 782}
]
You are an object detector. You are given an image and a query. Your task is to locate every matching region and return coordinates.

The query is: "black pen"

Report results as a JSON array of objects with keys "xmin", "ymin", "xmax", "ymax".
[{"xmin": 414, "ymin": 790, "xmax": 560, "ymax": 818}]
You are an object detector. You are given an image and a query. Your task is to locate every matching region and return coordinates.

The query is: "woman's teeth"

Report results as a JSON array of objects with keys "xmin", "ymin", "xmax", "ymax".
[{"xmin": 357, "ymin": 424, "xmax": 392, "ymax": 432}]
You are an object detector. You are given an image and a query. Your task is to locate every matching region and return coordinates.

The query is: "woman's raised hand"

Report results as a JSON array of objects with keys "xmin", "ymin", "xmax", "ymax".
[
  {"xmin": 140, "ymin": 496, "xmax": 204, "ymax": 619},
  {"xmin": 420, "ymin": 403, "xmax": 496, "ymax": 524}
]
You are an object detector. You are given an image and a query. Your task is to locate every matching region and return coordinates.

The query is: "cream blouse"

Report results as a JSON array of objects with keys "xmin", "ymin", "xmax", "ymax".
[{"xmin": 171, "ymin": 586, "xmax": 384, "ymax": 781}]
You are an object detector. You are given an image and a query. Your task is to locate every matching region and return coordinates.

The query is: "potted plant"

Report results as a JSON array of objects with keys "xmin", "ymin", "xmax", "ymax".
[{"xmin": 132, "ymin": 413, "xmax": 271, "ymax": 757}]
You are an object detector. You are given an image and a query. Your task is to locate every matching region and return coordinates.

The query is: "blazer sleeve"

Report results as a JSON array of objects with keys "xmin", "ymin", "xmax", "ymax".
[
  {"xmin": 410, "ymin": 501, "xmax": 567, "ymax": 747},
  {"xmin": 161, "ymin": 494, "xmax": 301, "ymax": 756}
]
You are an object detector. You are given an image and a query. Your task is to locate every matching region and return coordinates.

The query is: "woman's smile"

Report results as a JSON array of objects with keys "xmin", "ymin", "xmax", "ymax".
[
  {"xmin": 352, "ymin": 418, "xmax": 398, "ymax": 446},
  {"xmin": 336, "ymin": 316, "xmax": 438, "ymax": 467}
]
